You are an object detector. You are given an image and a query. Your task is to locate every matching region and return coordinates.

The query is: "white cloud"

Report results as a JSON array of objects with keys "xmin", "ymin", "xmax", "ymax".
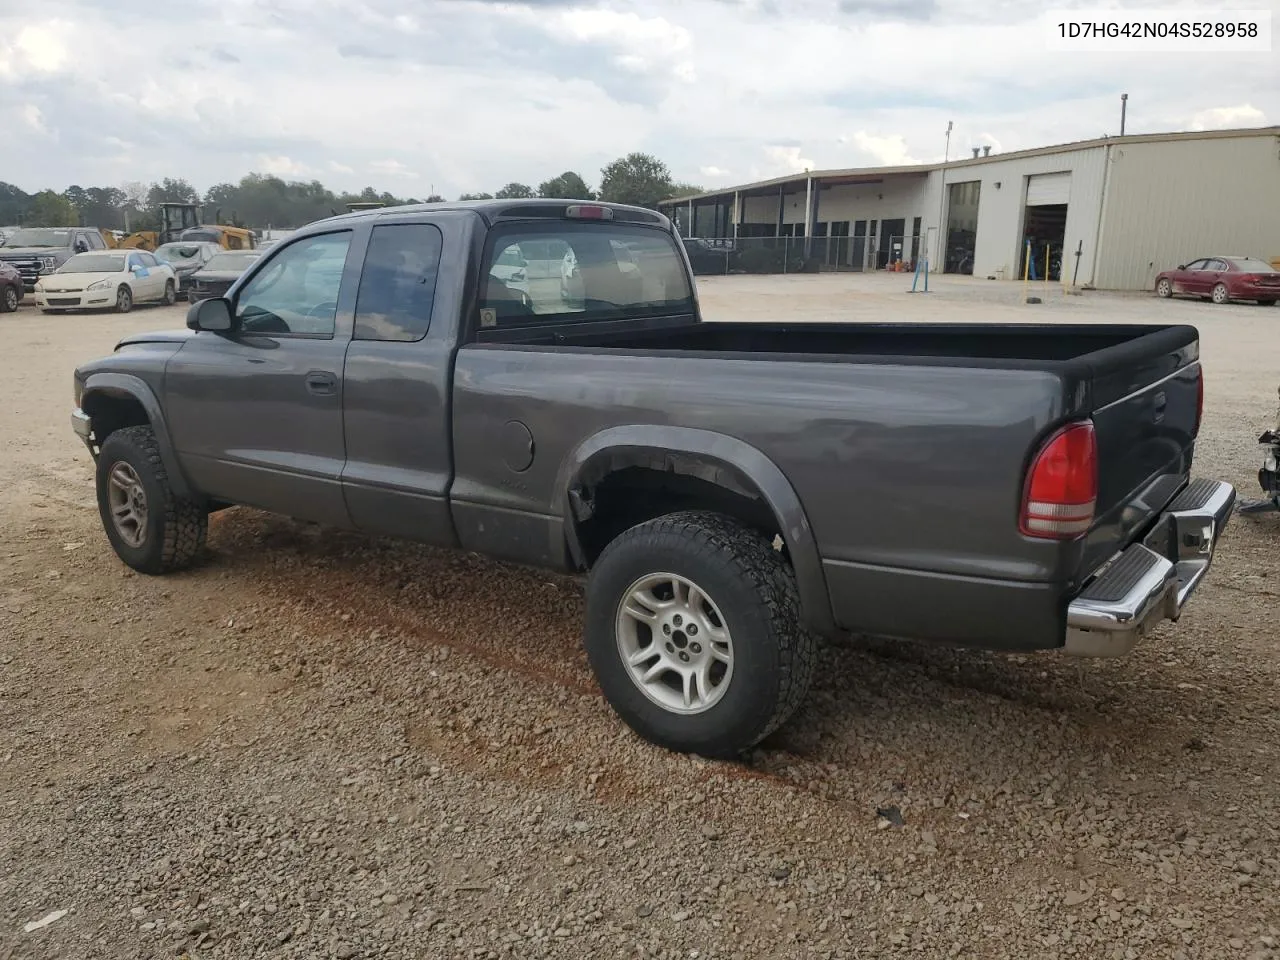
[
  {"xmin": 762, "ymin": 145, "xmax": 815, "ymax": 175},
  {"xmin": 259, "ymin": 155, "xmax": 310, "ymax": 177},
  {"xmin": 699, "ymin": 165, "xmax": 731, "ymax": 178},
  {"xmin": 844, "ymin": 131, "xmax": 917, "ymax": 166},
  {"xmin": 327, "ymin": 160, "xmax": 354, "ymax": 175},
  {"xmin": 369, "ymin": 159, "xmax": 418, "ymax": 179},
  {"xmin": 21, "ymin": 104, "xmax": 49, "ymax": 136},
  {"xmin": 1188, "ymin": 104, "xmax": 1267, "ymax": 131},
  {"xmin": 2, "ymin": 22, "xmax": 70, "ymax": 75}
]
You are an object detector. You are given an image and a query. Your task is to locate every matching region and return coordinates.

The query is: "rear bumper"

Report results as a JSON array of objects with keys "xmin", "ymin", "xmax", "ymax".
[{"xmin": 1065, "ymin": 478, "xmax": 1235, "ymax": 657}]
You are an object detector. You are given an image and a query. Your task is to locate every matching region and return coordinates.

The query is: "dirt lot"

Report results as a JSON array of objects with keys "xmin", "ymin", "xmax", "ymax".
[{"xmin": 1, "ymin": 274, "xmax": 1278, "ymax": 960}]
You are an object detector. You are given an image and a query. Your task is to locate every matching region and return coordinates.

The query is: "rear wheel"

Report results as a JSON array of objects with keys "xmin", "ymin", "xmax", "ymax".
[
  {"xmin": 1211, "ymin": 283, "xmax": 1230, "ymax": 305},
  {"xmin": 1257, "ymin": 299, "xmax": 1276, "ymax": 307},
  {"xmin": 584, "ymin": 511, "xmax": 815, "ymax": 758},
  {"xmin": 0, "ymin": 284, "xmax": 18, "ymax": 312},
  {"xmin": 96, "ymin": 425, "xmax": 207, "ymax": 575},
  {"xmin": 1155, "ymin": 278, "xmax": 1172, "ymax": 298},
  {"xmin": 115, "ymin": 285, "xmax": 133, "ymax": 313}
]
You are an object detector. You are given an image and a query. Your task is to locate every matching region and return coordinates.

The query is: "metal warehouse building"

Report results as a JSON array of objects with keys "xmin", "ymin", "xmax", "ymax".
[{"xmin": 659, "ymin": 126, "xmax": 1280, "ymax": 291}]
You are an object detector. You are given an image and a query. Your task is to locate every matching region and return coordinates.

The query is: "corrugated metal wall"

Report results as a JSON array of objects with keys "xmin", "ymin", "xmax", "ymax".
[
  {"xmin": 1096, "ymin": 134, "xmax": 1280, "ymax": 290},
  {"xmin": 944, "ymin": 146, "xmax": 1108, "ymax": 282}
]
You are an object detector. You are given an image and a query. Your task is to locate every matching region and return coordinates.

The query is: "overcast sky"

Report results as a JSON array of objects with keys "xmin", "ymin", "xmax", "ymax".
[{"xmin": 1, "ymin": 0, "xmax": 1275, "ymax": 198}]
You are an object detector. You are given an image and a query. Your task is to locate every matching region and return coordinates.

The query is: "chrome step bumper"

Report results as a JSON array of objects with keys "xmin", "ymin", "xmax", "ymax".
[{"xmin": 1065, "ymin": 478, "xmax": 1235, "ymax": 657}]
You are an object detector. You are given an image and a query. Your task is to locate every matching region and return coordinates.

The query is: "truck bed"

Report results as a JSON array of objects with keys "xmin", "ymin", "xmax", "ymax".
[{"xmin": 458, "ymin": 319, "xmax": 1201, "ymax": 649}]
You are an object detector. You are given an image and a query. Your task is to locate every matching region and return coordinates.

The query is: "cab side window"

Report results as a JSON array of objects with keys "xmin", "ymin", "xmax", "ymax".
[
  {"xmin": 353, "ymin": 224, "xmax": 443, "ymax": 342},
  {"xmin": 234, "ymin": 231, "xmax": 352, "ymax": 337}
]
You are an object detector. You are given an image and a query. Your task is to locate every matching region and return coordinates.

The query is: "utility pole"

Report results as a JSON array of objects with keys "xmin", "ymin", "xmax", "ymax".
[
  {"xmin": 937, "ymin": 121, "xmax": 952, "ymax": 269},
  {"xmin": 1120, "ymin": 93, "xmax": 1128, "ymax": 136}
]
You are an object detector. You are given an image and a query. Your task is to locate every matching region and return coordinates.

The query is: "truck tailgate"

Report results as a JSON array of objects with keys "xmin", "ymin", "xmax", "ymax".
[{"xmin": 1082, "ymin": 340, "xmax": 1201, "ymax": 578}]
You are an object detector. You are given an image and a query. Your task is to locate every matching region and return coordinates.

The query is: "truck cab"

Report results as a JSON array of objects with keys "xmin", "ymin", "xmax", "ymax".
[{"xmin": 1, "ymin": 227, "xmax": 107, "ymax": 292}]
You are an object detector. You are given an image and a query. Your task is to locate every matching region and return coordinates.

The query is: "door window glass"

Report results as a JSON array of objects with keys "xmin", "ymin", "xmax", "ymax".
[
  {"xmin": 234, "ymin": 231, "xmax": 351, "ymax": 336},
  {"xmin": 354, "ymin": 224, "xmax": 443, "ymax": 342}
]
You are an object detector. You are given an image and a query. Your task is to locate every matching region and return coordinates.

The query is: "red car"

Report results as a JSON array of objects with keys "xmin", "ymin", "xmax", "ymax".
[
  {"xmin": 0, "ymin": 260, "xmax": 21, "ymax": 313},
  {"xmin": 1155, "ymin": 256, "xmax": 1280, "ymax": 306}
]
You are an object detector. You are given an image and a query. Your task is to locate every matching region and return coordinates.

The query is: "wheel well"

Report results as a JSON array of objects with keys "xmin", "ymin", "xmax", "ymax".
[
  {"xmin": 83, "ymin": 391, "xmax": 150, "ymax": 451},
  {"xmin": 572, "ymin": 461, "xmax": 784, "ymax": 568}
]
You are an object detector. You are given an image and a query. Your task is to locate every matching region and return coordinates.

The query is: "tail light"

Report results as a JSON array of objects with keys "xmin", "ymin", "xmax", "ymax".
[
  {"xmin": 565, "ymin": 204, "xmax": 614, "ymax": 221},
  {"xmin": 1020, "ymin": 421, "xmax": 1097, "ymax": 539}
]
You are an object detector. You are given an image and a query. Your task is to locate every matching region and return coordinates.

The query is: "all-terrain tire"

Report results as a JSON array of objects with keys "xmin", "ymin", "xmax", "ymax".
[
  {"xmin": 584, "ymin": 510, "xmax": 816, "ymax": 758},
  {"xmin": 96, "ymin": 425, "xmax": 207, "ymax": 575}
]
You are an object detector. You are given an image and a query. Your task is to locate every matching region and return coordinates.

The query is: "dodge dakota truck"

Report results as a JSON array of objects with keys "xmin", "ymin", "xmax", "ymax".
[{"xmin": 71, "ymin": 199, "xmax": 1235, "ymax": 758}]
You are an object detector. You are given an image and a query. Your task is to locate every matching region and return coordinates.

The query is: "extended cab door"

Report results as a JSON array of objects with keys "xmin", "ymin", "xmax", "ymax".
[
  {"xmin": 338, "ymin": 214, "xmax": 465, "ymax": 546},
  {"xmin": 163, "ymin": 227, "xmax": 363, "ymax": 527}
]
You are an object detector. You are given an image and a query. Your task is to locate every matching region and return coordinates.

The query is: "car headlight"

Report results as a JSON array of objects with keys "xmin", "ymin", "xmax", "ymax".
[
  {"xmin": 87, "ymin": 278, "xmax": 113, "ymax": 291},
  {"xmin": 39, "ymin": 257, "xmax": 56, "ymax": 271}
]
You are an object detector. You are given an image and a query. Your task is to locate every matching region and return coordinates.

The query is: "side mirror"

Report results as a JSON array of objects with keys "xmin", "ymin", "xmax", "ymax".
[
  {"xmin": 1176, "ymin": 264, "xmax": 1186, "ymax": 270},
  {"xmin": 187, "ymin": 297, "xmax": 233, "ymax": 332},
  {"xmin": 74, "ymin": 241, "xmax": 89, "ymax": 253}
]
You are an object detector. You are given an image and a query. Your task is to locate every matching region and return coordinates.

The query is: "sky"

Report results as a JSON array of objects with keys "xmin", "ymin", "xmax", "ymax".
[{"xmin": 0, "ymin": 0, "xmax": 1276, "ymax": 198}]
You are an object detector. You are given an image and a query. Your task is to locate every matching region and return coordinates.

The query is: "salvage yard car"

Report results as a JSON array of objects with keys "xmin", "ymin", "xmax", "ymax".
[
  {"xmin": 36, "ymin": 250, "xmax": 177, "ymax": 314},
  {"xmin": 70, "ymin": 199, "xmax": 1235, "ymax": 758},
  {"xmin": 185, "ymin": 249, "xmax": 261, "ymax": 302},
  {"xmin": 1155, "ymin": 256, "xmax": 1280, "ymax": 306},
  {"xmin": 154, "ymin": 241, "xmax": 222, "ymax": 298},
  {"xmin": 0, "ymin": 259, "xmax": 21, "ymax": 312}
]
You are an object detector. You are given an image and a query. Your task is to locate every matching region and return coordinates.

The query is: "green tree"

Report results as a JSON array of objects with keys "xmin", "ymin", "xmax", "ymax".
[
  {"xmin": 494, "ymin": 182, "xmax": 535, "ymax": 199},
  {"xmin": 668, "ymin": 181, "xmax": 704, "ymax": 199},
  {"xmin": 0, "ymin": 182, "xmax": 30, "ymax": 224},
  {"xmin": 459, "ymin": 192, "xmax": 494, "ymax": 201},
  {"xmin": 537, "ymin": 171, "xmax": 594, "ymax": 200},
  {"xmin": 28, "ymin": 190, "xmax": 78, "ymax": 226},
  {"xmin": 598, "ymin": 153, "xmax": 674, "ymax": 209},
  {"xmin": 146, "ymin": 177, "xmax": 199, "ymax": 208},
  {"xmin": 423, "ymin": 194, "xmax": 445, "ymax": 203}
]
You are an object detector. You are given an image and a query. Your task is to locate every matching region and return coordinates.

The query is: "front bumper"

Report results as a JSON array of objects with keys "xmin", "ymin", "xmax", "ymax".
[
  {"xmin": 71, "ymin": 408, "xmax": 96, "ymax": 457},
  {"xmin": 1065, "ymin": 478, "xmax": 1235, "ymax": 656},
  {"xmin": 35, "ymin": 291, "xmax": 113, "ymax": 309}
]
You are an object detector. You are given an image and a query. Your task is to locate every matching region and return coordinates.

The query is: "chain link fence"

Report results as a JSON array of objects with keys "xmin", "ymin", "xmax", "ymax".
[{"xmin": 683, "ymin": 236, "xmax": 924, "ymax": 276}]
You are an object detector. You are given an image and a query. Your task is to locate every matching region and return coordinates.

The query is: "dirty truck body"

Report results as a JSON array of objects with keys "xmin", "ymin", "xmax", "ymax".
[{"xmin": 71, "ymin": 199, "xmax": 1234, "ymax": 756}]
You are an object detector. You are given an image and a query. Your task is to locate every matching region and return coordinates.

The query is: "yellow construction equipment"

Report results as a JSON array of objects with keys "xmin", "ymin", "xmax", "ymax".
[{"xmin": 103, "ymin": 204, "xmax": 256, "ymax": 251}]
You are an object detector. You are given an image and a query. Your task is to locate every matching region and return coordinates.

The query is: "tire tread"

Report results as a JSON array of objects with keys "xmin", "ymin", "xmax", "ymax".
[
  {"xmin": 101, "ymin": 425, "xmax": 206, "ymax": 573},
  {"xmin": 593, "ymin": 510, "xmax": 816, "ymax": 752}
]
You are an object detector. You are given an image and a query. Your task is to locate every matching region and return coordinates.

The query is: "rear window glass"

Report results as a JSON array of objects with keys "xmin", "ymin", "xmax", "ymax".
[
  {"xmin": 1231, "ymin": 258, "xmax": 1276, "ymax": 273},
  {"xmin": 479, "ymin": 222, "xmax": 693, "ymax": 328}
]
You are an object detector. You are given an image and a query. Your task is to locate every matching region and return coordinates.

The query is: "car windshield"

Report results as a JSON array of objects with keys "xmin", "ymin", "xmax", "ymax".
[
  {"xmin": 155, "ymin": 243, "xmax": 206, "ymax": 263},
  {"xmin": 2, "ymin": 228, "xmax": 72, "ymax": 248},
  {"xmin": 205, "ymin": 252, "xmax": 260, "ymax": 271},
  {"xmin": 1230, "ymin": 258, "xmax": 1277, "ymax": 273},
  {"xmin": 58, "ymin": 253, "xmax": 126, "ymax": 273}
]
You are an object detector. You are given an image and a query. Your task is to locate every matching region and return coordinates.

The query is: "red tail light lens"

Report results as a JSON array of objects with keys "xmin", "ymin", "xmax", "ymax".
[
  {"xmin": 1020, "ymin": 421, "xmax": 1097, "ymax": 539},
  {"xmin": 565, "ymin": 204, "xmax": 613, "ymax": 220}
]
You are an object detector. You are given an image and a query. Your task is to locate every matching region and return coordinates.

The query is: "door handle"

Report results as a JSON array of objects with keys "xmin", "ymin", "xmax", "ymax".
[{"xmin": 304, "ymin": 370, "xmax": 338, "ymax": 395}]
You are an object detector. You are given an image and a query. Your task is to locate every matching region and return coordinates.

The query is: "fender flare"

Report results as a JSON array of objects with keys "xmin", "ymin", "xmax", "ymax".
[
  {"xmin": 555, "ymin": 424, "xmax": 835, "ymax": 635},
  {"xmin": 80, "ymin": 372, "xmax": 195, "ymax": 500}
]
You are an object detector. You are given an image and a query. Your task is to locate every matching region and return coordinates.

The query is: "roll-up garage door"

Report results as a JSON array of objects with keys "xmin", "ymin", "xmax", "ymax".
[{"xmin": 1026, "ymin": 172, "xmax": 1071, "ymax": 205}]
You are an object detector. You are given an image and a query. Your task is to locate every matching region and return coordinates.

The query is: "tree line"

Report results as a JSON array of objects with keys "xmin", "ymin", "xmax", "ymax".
[{"xmin": 0, "ymin": 153, "xmax": 702, "ymax": 234}]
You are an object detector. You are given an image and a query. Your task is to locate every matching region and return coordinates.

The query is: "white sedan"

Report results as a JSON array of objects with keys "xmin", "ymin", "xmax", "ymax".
[{"xmin": 34, "ymin": 250, "xmax": 178, "ymax": 314}]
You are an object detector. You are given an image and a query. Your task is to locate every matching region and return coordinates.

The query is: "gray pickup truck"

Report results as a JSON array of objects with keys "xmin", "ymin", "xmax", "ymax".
[{"xmin": 71, "ymin": 199, "xmax": 1234, "ymax": 757}]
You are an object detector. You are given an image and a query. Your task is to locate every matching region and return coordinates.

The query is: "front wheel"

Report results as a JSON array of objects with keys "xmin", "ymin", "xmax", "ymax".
[
  {"xmin": 1155, "ymin": 278, "xmax": 1172, "ymax": 298},
  {"xmin": 163, "ymin": 279, "xmax": 176, "ymax": 305},
  {"xmin": 96, "ymin": 425, "xmax": 208, "ymax": 575},
  {"xmin": 584, "ymin": 511, "xmax": 815, "ymax": 758},
  {"xmin": 0, "ymin": 284, "xmax": 18, "ymax": 313},
  {"xmin": 1212, "ymin": 283, "xmax": 1230, "ymax": 305},
  {"xmin": 115, "ymin": 285, "xmax": 133, "ymax": 313}
]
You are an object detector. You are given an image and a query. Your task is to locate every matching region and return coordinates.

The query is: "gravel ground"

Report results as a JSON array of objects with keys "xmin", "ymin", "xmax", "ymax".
[{"xmin": 1, "ymin": 276, "xmax": 1278, "ymax": 959}]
